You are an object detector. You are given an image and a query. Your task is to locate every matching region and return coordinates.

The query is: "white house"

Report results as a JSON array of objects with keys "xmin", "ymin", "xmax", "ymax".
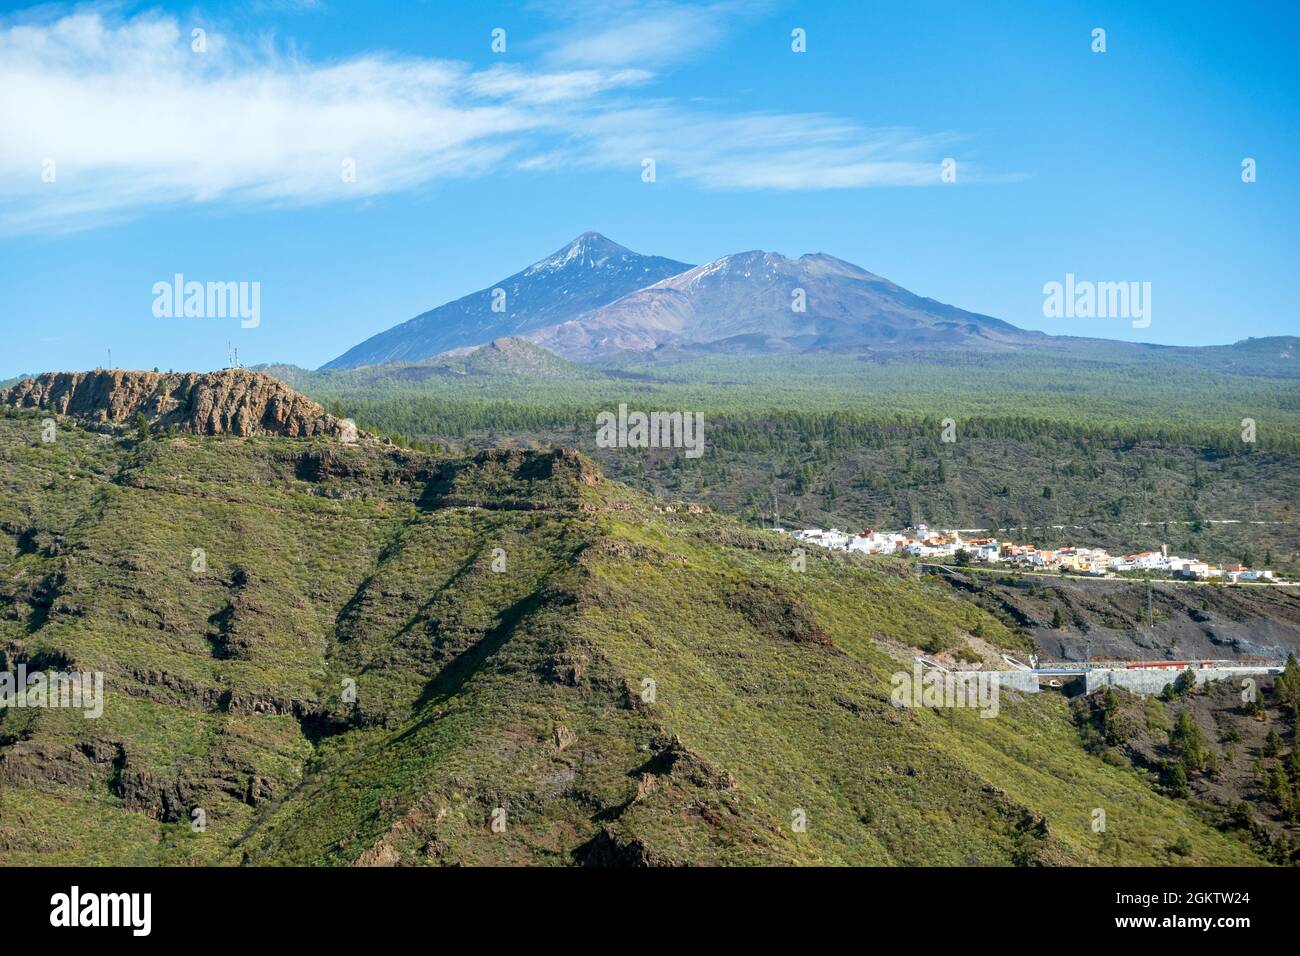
[
  {"xmin": 848, "ymin": 530, "xmax": 899, "ymax": 555},
  {"xmin": 1131, "ymin": 551, "xmax": 1165, "ymax": 571},
  {"xmin": 779, "ymin": 527, "xmax": 1278, "ymax": 585},
  {"xmin": 1237, "ymin": 569, "xmax": 1274, "ymax": 581}
]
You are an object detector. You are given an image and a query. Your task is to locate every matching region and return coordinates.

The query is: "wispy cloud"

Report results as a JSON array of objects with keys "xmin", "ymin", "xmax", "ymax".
[
  {"xmin": 532, "ymin": 0, "xmax": 756, "ymax": 68},
  {"xmin": 568, "ymin": 107, "xmax": 962, "ymax": 189},
  {"xmin": 0, "ymin": 11, "xmax": 564, "ymax": 232},
  {"xmin": 0, "ymin": 7, "xmax": 971, "ymax": 235}
]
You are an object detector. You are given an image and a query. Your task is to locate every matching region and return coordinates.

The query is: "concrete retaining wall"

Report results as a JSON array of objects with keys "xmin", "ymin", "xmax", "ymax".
[
  {"xmin": 990, "ymin": 670, "xmax": 1040, "ymax": 694},
  {"xmin": 1084, "ymin": 667, "xmax": 1274, "ymax": 696}
]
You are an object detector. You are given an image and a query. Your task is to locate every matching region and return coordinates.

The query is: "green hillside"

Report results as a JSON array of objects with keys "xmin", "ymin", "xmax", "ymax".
[
  {"xmin": 262, "ymin": 349, "xmax": 1300, "ymax": 576},
  {"xmin": 0, "ymin": 407, "xmax": 1281, "ymax": 865}
]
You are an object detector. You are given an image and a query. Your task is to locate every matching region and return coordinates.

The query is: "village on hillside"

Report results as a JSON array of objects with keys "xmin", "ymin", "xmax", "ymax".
[{"xmin": 782, "ymin": 524, "xmax": 1287, "ymax": 584}]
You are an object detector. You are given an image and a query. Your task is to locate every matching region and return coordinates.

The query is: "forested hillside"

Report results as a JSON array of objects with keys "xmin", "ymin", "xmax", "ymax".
[{"xmin": 264, "ymin": 348, "xmax": 1300, "ymax": 576}]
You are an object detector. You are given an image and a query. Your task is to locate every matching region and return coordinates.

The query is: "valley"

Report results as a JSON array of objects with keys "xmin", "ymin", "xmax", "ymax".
[
  {"xmin": 268, "ymin": 344, "xmax": 1300, "ymax": 581},
  {"xmin": 1, "ymin": 372, "xmax": 1298, "ymax": 866}
]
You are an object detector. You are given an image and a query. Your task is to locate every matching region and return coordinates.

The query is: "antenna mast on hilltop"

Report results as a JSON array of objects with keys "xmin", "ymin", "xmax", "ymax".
[{"xmin": 227, "ymin": 342, "xmax": 240, "ymax": 370}]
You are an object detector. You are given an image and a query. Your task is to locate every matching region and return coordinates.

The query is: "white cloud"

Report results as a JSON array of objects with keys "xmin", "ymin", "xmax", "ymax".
[
  {"xmin": 0, "ymin": 8, "xmax": 972, "ymax": 235},
  {"xmin": 0, "ymin": 11, "xmax": 564, "ymax": 232},
  {"xmin": 534, "ymin": 0, "xmax": 751, "ymax": 68},
  {"xmin": 561, "ymin": 107, "xmax": 962, "ymax": 190},
  {"xmin": 466, "ymin": 64, "xmax": 653, "ymax": 104}
]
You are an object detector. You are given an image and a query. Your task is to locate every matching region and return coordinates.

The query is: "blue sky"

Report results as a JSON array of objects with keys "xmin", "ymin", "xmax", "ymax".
[{"xmin": 1, "ymin": 0, "xmax": 1296, "ymax": 377}]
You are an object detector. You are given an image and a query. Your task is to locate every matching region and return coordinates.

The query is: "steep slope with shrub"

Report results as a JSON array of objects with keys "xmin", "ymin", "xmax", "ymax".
[
  {"xmin": 1073, "ymin": 667, "xmax": 1300, "ymax": 864},
  {"xmin": 0, "ymin": 402, "xmax": 1273, "ymax": 866}
]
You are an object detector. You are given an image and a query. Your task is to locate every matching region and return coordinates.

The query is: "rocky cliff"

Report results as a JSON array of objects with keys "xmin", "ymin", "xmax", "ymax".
[{"xmin": 0, "ymin": 369, "xmax": 358, "ymax": 439}]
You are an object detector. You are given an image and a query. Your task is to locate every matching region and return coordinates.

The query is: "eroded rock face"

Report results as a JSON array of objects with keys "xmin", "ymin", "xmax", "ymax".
[{"xmin": 1, "ymin": 369, "xmax": 357, "ymax": 439}]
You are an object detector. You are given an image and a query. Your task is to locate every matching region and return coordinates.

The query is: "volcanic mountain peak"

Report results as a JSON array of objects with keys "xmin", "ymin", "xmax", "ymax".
[
  {"xmin": 674, "ymin": 249, "xmax": 877, "ymax": 288},
  {"xmin": 520, "ymin": 243, "xmax": 1030, "ymax": 361},
  {"xmin": 524, "ymin": 231, "xmax": 636, "ymax": 275},
  {"xmin": 682, "ymin": 250, "xmax": 780, "ymax": 282},
  {"xmin": 320, "ymin": 232, "xmax": 693, "ymax": 370},
  {"xmin": 1, "ymin": 368, "xmax": 361, "ymax": 439}
]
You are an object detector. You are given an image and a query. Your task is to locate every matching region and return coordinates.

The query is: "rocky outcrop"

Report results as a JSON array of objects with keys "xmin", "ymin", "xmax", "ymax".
[
  {"xmin": 1, "ymin": 369, "xmax": 360, "ymax": 439},
  {"xmin": 725, "ymin": 579, "xmax": 833, "ymax": 646}
]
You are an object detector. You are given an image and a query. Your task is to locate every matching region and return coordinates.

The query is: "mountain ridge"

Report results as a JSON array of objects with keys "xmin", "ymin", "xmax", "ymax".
[
  {"xmin": 320, "ymin": 233, "xmax": 692, "ymax": 370},
  {"xmin": 524, "ymin": 247, "xmax": 1036, "ymax": 361},
  {"xmin": 320, "ymin": 232, "xmax": 1300, "ymax": 371},
  {"xmin": 1, "ymin": 369, "xmax": 362, "ymax": 439}
]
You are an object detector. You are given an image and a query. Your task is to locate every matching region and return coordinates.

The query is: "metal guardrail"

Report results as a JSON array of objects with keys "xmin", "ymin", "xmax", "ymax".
[{"xmin": 1032, "ymin": 661, "xmax": 1284, "ymax": 675}]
